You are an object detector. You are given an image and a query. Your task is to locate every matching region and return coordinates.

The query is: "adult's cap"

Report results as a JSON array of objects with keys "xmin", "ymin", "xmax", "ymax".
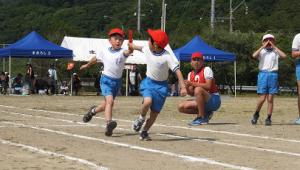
[
  {"xmin": 262, "ymin": 34, "xmax": 275, "ymax": 41},
  {"xmin": 191, "ymin": 52, "xmax": 204, "ymax": 60},
  {"xmin": 108, "ymin": 28, "xmax": 125, "ymax": 38},
  {"xmin": 147, "ymin": 29, "xmax": 169, "ymax": 48}
]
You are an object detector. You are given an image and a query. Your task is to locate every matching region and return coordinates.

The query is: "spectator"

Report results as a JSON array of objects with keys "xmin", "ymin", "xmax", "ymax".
[
  {"xmin": 168, "ymin": 70, "xmax": 178, "ymax": 96},
  {"xmin": 129, "ymin": 64, "xmax": 142, "ymax": 96},
  {"xmin": 26, "ymin": 63, "xmax": 35, "ymax": 94},
  {"xmin": 60, "ymin": 81, "xmax": 69, "ymax": 95},
  {"xmin": 0, "ymin": 72, "xmax": 5, "ymax": 94},
  {"xmin": 48, "ymin": 63, "xmax": 57, "ymax": 95},
  {"xmin": 12, "ymin": 73, "xmax": 23, "ymax": 94},
  {"xmin": 72, "ymin": 73, "xmax": 81, "ymax": 96}
]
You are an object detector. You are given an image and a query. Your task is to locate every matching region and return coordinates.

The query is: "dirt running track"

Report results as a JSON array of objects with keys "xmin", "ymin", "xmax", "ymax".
[{"xmin": 0, "ymin": 95, "xmax": 300, "ymax": 170}]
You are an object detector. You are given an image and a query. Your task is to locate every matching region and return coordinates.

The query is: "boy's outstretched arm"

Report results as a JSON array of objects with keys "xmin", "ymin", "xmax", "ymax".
[
  {"xmin": 80, "ymin": 56, "xmax": 97, "ymax": 70},
  {"xmin": 175, "ymin": 69, "xmax": 187, "ymax": 96},
  {"xmin": 128, "ymin": 43, "xmax": 143, "ymax": 52}
]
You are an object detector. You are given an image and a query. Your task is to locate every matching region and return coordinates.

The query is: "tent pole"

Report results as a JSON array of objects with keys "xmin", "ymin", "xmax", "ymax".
[
  {"xmin": 2, "ymin": 58, "xmax": 5, "ymax": 72},
  {"xmin": 125, "ymin": 68, "xmax": 128, "ymax": 96},
  {"xmin": 234, "ymin": 61, "xmax": 236, "ymax": 98},
  {"xmin": 9, "ymin": 56, "xmax": 11, "ymax": 95},
  {"xmin": 70, "ymin": 73, "xmax": 73, "ymax": 96}
]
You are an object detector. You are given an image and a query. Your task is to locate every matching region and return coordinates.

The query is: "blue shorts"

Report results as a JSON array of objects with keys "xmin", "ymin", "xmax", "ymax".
[
  {"xmin": 100, "ymin": 75, "xmax": 122, "ymax": 98},
  {"xmin": 257, "ymin": 71, "xmax": 278, "ymax": 94},
  {"xmin": 205, "ymin": 94, "xmax": 221, "ymax": 113},
  {"xmin": 140, "ymin": 77, "xmax": 168, "ymax": 113},
  {"xmin": 296, "ymin": 59, "xmax": 300, "ymax": 81}
]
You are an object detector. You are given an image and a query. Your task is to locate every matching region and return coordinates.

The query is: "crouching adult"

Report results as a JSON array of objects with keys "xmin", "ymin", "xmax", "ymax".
[{"xmin": 178, "ymin": 52, "xmax": 221, "ymax": 125}]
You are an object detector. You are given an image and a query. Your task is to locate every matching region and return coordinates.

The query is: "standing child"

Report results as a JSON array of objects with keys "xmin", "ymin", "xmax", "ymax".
[
  {"xmin": 177, "ymin": 52, "xmax": 221, "ymax": 125},
  {"xmin": 291, "ymin": 33, "xmax": 300, "ymax": 124},
  {"xmin": 251, "ymin": 34, "xmax": 286, "ymax": 126},
  {"xmin": 129, "ymin": 29, "xmax": 187, "ymax": 140},
  {"xmin": 80, "ymin": 28, "xmax": 132, "ymax": 136}
]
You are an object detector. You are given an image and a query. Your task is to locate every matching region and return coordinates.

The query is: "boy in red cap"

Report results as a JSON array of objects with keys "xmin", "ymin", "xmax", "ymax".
[
  {"xmin": 177, "ymin": 51, "xmax": 221, "ymax": 125},
  {"xmin": 129, "ymin": 29, "xmax": 187, "ymax": 140},
  {"xmin": 80, "ymin": 28, "xmax": 133, "ymax": 136}
]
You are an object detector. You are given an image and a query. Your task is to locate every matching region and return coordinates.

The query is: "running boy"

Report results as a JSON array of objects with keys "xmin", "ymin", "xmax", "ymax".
[
  {"xmin": 251, "ymin": 34, "xmax": 286, "ymax": 126},
  {"xmin": 80, "ymin": 28, "xmax": 132, "ymax": 136},
  {"xmin": 129, "ymin": 29, "xmax": 187, "ymax": 140},
  {"xmin": 177, "ymin": 52, "xmax": 221, "ymax": 125}
]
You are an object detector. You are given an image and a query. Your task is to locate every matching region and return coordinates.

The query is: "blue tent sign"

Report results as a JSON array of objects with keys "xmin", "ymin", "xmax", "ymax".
[
  {"xmin": 174, "ymin": 36, "xmax": 235, "ymax": 62},
  {"xmin": 0, "ymin": 31, "xmax": 72, "ymax": 58}
]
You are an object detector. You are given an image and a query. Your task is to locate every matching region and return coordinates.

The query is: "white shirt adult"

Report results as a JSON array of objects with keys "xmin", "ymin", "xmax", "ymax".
[
  {"xmin": 95, "ymin": 47, "xmax": 127, "ymax": 79},
  {"xmin": 258, "ymin": 48, "xmax": 280, "ymax": 72},
  {"xmin": 142, "ymin": 46, "xmax": 179, "ymax": 81}
]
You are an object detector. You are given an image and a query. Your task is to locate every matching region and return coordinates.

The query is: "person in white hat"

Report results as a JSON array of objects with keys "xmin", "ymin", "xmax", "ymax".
[
  {"xmin": 251, "ymin": 34, "xmax": 286, "ymax": 126},
  {"xmin": 292, "ymin": 33, "xmax": 300, "ymax": 124}
]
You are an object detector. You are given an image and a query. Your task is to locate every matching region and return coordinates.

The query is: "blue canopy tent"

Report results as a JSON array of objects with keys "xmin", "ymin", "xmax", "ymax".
[
  {"xmin": 174, "ymin": 36, "xmax": 237, "ymax": 97},
  {"xmin": 0, "ymin": 31, "xmax": 73, "ymax": 94}
]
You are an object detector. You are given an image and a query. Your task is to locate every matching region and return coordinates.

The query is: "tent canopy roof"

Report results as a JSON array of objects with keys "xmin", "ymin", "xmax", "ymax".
[
  {"xmin": 174, "ymin": 36, "xmax": 236, "ymax": 62},
  {"xmin": 61, "ymin": 36, "xmax": 176, "ymax": 64},
  {"xmin": 0, "ymin": 31, "xmax": 73, "ymax": 58}
]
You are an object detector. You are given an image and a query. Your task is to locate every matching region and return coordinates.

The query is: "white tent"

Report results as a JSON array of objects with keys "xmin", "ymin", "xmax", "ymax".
[
  {"xmin": 61, "ymin": 36, "xmax": 176, "ymax": 64},
  {"xmin": 61, "ymin": 36, "xmax": 177, "ymax": 96}
]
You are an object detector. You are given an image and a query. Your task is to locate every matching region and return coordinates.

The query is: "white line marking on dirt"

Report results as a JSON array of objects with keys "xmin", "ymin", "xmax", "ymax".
[
  {"xmin": 4, "ymin": 110, "xmax": 300, "ymax": 158},
  {"xmin": 0, "ymin": 110, "xmax": 96, "ymax": 127},
  {"xmin": 0, "ymin": 138, "xmax": 108, "ymax": 170},
  {"xmin": 2, "ymin": 121, "xmax": 255, "ymax": 170},
  {"xmin": 4, "ymin": 104, "xmax": 298, "ymax": 144}
]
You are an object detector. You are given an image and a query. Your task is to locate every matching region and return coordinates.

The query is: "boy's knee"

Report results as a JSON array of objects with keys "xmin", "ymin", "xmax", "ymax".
[
  {"xmin": 177, "ymin": 103, "xmax": 184, "ymax": 112},
  {"xmin": 194, "ymin": 87, "xmax": 205, "ymax": 96}
]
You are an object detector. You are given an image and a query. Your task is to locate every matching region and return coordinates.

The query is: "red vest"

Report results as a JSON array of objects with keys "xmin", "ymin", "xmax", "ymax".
[{"xmin": 188, "ymin": 67, "xmax": 218, "ymax": 93}]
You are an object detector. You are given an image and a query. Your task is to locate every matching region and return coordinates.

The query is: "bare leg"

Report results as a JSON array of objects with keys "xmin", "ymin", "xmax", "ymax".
[
  {"xmin": 141, "ymin": 97, "xmax": 152, "ymax": 117},
  {"xmin": 255, "ymin": 94, "xmax": 267, "ymax": 112},
  {"xmin": 104, "ymin": 95, "xmax": 114, "ymax": 123},
  {"xmin": 194, "ymin": 87, "xmax": 210, "ymax": 118},
  {"xmin": 177, "ymin": 100, "xmax": 198, "ymax": 114},
  {"xmin": 266, "ymin": 94, "xmax": 274, "ymax": 116},
  {"xmin": 143, "ymin": 110, "xmax": 159, "ymax": 131},
  {"xmin": 297, "ymin": 81, "xmax": 300, "ymax": 118}
]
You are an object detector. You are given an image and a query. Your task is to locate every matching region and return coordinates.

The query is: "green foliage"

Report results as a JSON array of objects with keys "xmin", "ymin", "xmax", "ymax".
[{"xmin": 0, "ymin": 0, "xmax": 299, "ymax": 86}]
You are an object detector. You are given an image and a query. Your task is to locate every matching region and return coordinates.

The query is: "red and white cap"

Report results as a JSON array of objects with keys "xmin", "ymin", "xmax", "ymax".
[
  {"xmin": 108, "ymin": 28, "xmax": 125, "ymax": 38},
  {"xmin": 191, "ymin": 52, "xmax": 204, "ymax": 60},
  {"xmin": 147, "ymin": 29, "xmax": 169, "ymax": 48}
]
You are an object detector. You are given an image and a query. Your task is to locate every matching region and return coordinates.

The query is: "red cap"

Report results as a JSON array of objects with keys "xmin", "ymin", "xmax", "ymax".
[
  {"xmin": 147, "ymin": 29, "xmax": 169, "ymax": 48},
  {"xmin": 108, "ymin": 28, "xmax": 125, "ymax": 38},
  {"xmin": 191, "ymin": 52, "xmax": 204, "ymax": 60}
]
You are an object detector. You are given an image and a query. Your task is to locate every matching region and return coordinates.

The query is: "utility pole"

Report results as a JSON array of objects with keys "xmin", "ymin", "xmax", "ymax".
[
  {"xmin": 161, "ymin": 0, "xmax": 166, "ymax": 31},
  {"xmin": 210, "ymin": 0, "xmax": 215, "ymax": 32},
  {"xmin": 229, "ymin": 0, "xmax": 233, "ymax": 32},
  {"xmin": 229, "ymin": 0, "xmax": 248, "ymax": 32},
  {"xmin": 137, "ymin": 0, "xmax": 141, "ymax": 33}
]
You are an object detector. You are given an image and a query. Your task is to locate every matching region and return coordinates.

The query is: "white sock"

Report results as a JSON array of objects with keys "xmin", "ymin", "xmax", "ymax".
[{"xmin": 139, "ymin": 115, "xmax": 145, "ymax": 120}]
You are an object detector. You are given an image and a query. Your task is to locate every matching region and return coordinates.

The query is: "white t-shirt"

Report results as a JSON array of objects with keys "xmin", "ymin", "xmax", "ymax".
[
  {"xmin": 129, "ymin": 71, "xmax": 136, "ymax": 85},
  {"xmin": 142, "ymin": 46, "xmax": 179, "ymax": 81},
  {"xmin": 95, "ymin": 47, "xmax": 127, "ymax": 79},
  {"xmin": 258, "ymin": 48, "xmax": 280, "ymax": 72},
  {"xmin": 292, "ymin": 33, "xmax": 300, "ymax": 55},
  {"xmin": 187, "ymin": 67, "xmax": 214, "ymax": 81}
]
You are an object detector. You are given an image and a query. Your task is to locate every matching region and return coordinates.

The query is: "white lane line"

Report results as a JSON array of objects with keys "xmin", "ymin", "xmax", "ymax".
[
  {"xmin": 0, "ymin": 138, "xmax": 108, "ymax": 170},
  {"xmin": 5, "ymin": 110, "xmax": 300, "ymax": 158},
  {"xmin": 2, "ymin": 121, "xmax": 255, "ymax": 170},
  {"xmin": 0, "ymin": 110, "xmax": 96, "ymax": 127},
  {"xmin": 7, "ymin": 105, "xmax": 300, "ymax": 144}
]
